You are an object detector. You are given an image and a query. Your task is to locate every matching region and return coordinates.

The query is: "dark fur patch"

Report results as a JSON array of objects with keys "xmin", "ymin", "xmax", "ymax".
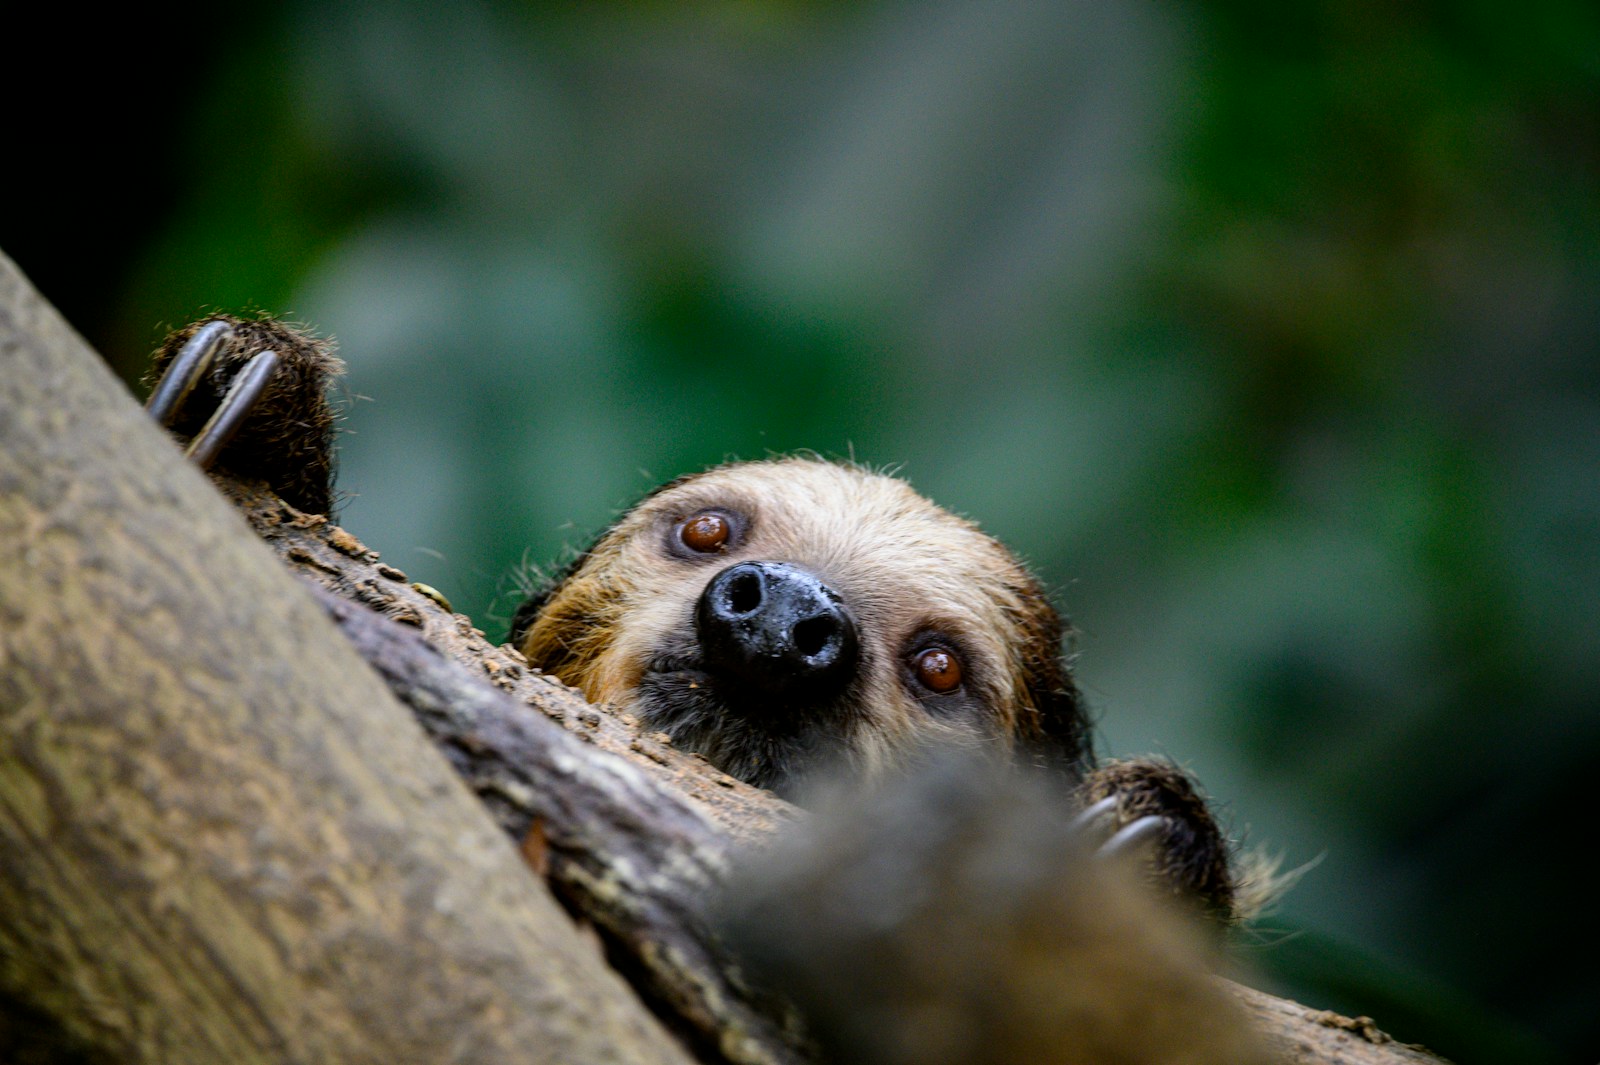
[
  {"xmin": 1014, "ymin": 598, "xmax": 1092, "ymax": 778},
  {"xmin": 635, "ymin": 668, "xmax": 863, "ymax": 796},
  {"xmin": 146, "ymin": 315, "xmax": 343, "ymax": 515},
  {"xmin": 1082, "ymin": 759, "xmax": 1236, "ymax": 922}
]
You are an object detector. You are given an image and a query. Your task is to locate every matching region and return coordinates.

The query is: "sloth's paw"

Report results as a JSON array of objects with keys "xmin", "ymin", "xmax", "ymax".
[
  {"xmin": 144, "ymin": 316, "xmax": 343, "ymax": 514},
  {"xmin": 1075, "ymin": 758, "xmax": 1238, "ymax": 922}
]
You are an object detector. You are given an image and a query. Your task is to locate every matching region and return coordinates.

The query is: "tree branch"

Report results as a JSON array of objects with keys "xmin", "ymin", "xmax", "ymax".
[{"xmin": 0, "ymin": 248, "xmax": 692, "ymax": 1065}]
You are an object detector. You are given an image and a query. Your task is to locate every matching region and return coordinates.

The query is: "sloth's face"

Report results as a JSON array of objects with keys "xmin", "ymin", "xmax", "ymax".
[{"xmin": 516, "ymin": 459, "xmax": 1084, "ymax": 795}]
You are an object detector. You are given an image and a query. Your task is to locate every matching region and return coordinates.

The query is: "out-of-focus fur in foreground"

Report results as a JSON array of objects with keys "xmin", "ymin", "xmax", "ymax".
[{"xmin": 719, "ymin": 755, "xmax": 1269, "ymax": 1065}]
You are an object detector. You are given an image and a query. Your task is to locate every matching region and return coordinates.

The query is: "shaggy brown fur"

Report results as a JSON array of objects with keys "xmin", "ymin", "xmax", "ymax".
[
  {"xmin": 145, "ymin": 316, "xmax": 343, "ymax": 515},
  {"xmin": 513, "ymin": 458, "xmax": 1088, "ymax": 791},
  {"xmin": 721, "ymin": 759, "xmax": 1270, "ymax": 1065},
  {"xmin": 512, "ymin": 458, "xmax": 1243, "ymax": 918}
]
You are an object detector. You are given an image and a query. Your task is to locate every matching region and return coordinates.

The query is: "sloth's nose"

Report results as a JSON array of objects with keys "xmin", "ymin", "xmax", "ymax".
[{"xmin": 696, "ymin": 561, "xmax": 859, "ymax": 695}]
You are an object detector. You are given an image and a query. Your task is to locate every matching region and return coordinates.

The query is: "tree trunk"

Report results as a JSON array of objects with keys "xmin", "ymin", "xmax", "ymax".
[{"xmin": 0, "ymin": 248, "xmax": 691, "ymax": 1064}]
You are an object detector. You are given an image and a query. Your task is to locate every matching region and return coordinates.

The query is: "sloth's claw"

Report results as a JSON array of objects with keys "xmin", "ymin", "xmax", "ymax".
[
  {"xmin": 1097, "ymin": 815, "xmax": 1169, "ymax": 862},
  {"xmin": 1069, "ymin": 795, "xmax": 1119, "ymax": 836},
  {"xmin": 144, "ymin": 319, "xmax": 233, "ymax": 427},
  {"xmin": 142, "ymin": 316, "xmax": 341, "ymax": 514},
  {"xmin": 182, "ymin": 349, "xmax": 282, "ymax": 470},
  {"xmin": 1076, "ymin": 759, "xmax": 1237, "ymax": 920},
  {"xmin": 1072, "ymin": 798, "xmax": 1172, "ymax": 870},
  {"xmin": 143, "ymin": 317, "xmax": 286, "ymax": 469}
]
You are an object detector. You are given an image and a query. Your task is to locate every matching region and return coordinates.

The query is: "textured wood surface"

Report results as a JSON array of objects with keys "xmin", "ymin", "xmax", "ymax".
[
  {"xmin": 213, "ymin": 485, "xmax": 809, "ymax": 1064},
  {"xmin": 223, "ymin": 479, "xmax": 796, "ymax": 848},
  {"xmin": 0, "ymin": 248, "xmax": 691, "ymax": 1065}
]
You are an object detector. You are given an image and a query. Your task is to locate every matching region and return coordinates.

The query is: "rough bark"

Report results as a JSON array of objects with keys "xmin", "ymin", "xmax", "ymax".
[
  {"xmin": 0, "ymin": 248, "xmax": 691, "ymax": 1065},
  {"xmin": 211, "ymin": 488, "xmax": 809, "ymax": 1065},
  {"xmin": 301, "ymin": 580, "xmax": 807, "ymax": 1065},
  {"xmin": 221, "ymin": 479, "xmax": 795, "ymax": 850},
  {"xmin": 1234, "ymin": 986, "xmax": 1453, "ymax": 1065}
]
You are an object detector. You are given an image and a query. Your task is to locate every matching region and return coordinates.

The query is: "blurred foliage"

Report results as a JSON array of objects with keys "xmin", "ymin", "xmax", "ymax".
[{"xmin": 5, "ymin": 2, "xmax": 1597, "ymax": 1062}]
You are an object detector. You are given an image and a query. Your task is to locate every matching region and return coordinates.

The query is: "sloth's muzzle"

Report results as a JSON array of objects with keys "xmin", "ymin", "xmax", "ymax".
[{"xmin": 695, "ymin": 561, "xmax": 859, "ymax": 698}]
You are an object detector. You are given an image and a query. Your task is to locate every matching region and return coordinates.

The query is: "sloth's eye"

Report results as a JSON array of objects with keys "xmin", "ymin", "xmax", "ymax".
[
  {"xmin": 679, "ymin": 511, "xmax": 731, "ymax": 553},
  {"xmin": 912, "ymin": 647, "xmax": 963, "ymax": 693}
]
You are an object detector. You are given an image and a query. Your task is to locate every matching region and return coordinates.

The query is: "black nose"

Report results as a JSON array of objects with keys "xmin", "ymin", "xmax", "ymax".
[{"xmin": 696, "ymin": 561, "xmax": 859, "ymax": 696}]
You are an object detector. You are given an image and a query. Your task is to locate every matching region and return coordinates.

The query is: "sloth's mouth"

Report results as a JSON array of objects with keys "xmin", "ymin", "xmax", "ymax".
[
  {"xmin": 635, "ymin": 648, "xmax": 861, "ymax": 796},
  {"xmin": 643, "ymin": 654, "xmax": 841, "ymax": 715},
  {"xmin": 643, "ymin": 654, "xmax": 712, "ymax": 685},
  {"xmin": 640, "ymin": 653, "xmax": 767, "ymax": 722},
  {"xmin": 640, "ymin": 657, "xmax": 778, "ymax": 716},
  {"xmin": 643, "ymin": 656, "xmax": 731, "ymax": 704}
]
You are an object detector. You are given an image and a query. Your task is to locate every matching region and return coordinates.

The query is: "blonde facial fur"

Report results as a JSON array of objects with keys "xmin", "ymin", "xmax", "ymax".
[{"xmin": 514, "ymin": 459, "xmax": 1085, "ymax": 792}]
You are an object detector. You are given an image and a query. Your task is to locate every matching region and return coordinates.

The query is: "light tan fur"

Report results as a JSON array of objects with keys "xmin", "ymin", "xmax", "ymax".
[
  {"xmin": 514, "ymin": 457, "xmax": 1247, "ymax": 918},
  {"xmin": 518, "ymin": 458, "xmax": 1077, "ymax": 780}
]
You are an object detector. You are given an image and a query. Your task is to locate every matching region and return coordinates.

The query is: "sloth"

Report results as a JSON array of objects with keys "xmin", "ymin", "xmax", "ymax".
[
  {"xmin": 510, "ymin": 457, "xmax": 1243, "ymax": 919},
  {"xmin": 140, "ymin": 318, "xmax": 1245, "ymax": 922},
  {"xmin": 511, "ymin": 458, "xmax": 1086, "ymax": 789},
  {"xmin": 135, "ymin": 315, "xmax": 1281, "ymax": 1065}
]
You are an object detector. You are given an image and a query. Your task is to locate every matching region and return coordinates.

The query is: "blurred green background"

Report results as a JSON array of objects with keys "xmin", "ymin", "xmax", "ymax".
[{"xmin": 6, "ymin": 2, "xmax": 1597, "ymax": 1062}]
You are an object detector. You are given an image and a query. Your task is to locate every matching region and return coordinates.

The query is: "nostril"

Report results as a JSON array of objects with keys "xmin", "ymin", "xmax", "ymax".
[
  {"xmin": 697, "ymin": 561, "xmax": 858, "ymax": 695},
  {"xmin": 791, "ymin": 614, "xmax": 837, "ymax": 659},
  {"xmin": 723, "ymin": 569, "xmax": 763, "ymax": 615}
]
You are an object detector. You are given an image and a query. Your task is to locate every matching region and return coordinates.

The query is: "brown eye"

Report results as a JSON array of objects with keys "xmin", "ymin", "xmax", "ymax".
[
  {"xmin": 913, "ymin": 647, "xmax": 963, "ymax": 693},
  {"xmin": 680, "ymin": 511, "xmax": 731, "ymax": 553}
]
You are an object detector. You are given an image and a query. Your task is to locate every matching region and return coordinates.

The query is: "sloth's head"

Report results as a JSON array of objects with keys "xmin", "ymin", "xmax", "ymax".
[{"xmin": 511, "ymin": 458, "xmax": 1088, "ymax": 796}]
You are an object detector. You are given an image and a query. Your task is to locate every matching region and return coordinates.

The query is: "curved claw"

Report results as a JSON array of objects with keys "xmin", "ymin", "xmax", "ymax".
[
  {"xmin": 145, "ymin": 319, "xmax": 234, "ymax": 426},
  {"xmin": 1097, "ymin": 815, "xmax": 1168, "ymax": 862},
  {"xmin": 1069, "ymin": 795, "xmax": 1119, "ymax": 836},
  {"xmin": 184, "ymin": 349, "xmax": 281, "ymax": 469}
]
